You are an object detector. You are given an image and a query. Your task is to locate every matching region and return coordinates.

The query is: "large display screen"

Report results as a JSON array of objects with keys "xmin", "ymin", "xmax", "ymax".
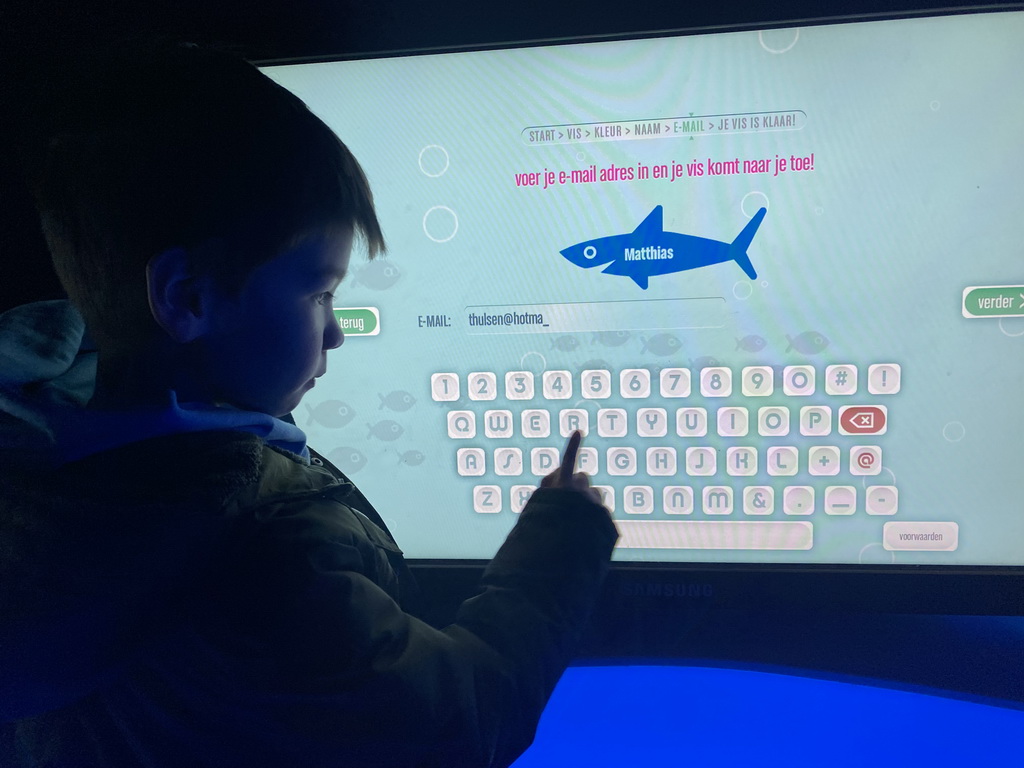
[{"xmin": 263, "ymin": 9, "xmax": 1024, "ymax": 567}]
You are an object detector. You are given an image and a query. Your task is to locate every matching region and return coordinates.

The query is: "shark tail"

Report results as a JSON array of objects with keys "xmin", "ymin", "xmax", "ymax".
[{"xmin": 730, "ymin": 207, "xmax": 766, "ymax": 280}]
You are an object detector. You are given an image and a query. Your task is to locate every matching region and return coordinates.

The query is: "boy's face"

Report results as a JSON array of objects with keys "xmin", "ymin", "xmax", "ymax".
[{"xmin": 195, "ymin": 229, "xmax": 351, "ymax": 418}]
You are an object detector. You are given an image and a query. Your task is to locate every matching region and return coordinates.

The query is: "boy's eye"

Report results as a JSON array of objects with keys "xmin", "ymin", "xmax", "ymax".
[{"xmin": 316, "ymin": 291, "xmax": 335, "ymax": 306}]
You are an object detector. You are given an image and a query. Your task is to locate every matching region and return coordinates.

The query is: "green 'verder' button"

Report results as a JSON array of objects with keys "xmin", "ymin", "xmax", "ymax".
[
  {"xmin": 962, "ymin": 286, "xmax": 1024, "ymax": 318},
  {"xmin": 332, "ymin": 307, "xmax": 380, "ymax": 335}
]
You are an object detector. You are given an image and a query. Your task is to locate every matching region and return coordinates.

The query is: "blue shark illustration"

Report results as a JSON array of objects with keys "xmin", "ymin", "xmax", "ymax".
[{"xmin": 560, "ymin": 206, "xmax": 766, "ymax": 289}]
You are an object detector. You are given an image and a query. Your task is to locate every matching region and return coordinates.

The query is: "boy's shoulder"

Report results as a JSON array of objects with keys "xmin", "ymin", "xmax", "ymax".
[
  {"xmin": 68, "ymin": 429, "xmax": 400, "ymax": 558},
  {"xmin": 1, "ymin": 429, "xmax": 403, "ymax": 607},
  {"xmin": 3, "ymin": 428, "xmax": 342, "ymax": 530},
  {"xmin": 53, "ymin": 429, "xmax": 270, "ymax": 507},
  {"xmin": 50, "ymin": 430, "xmax": 359, "ymax": 520}
]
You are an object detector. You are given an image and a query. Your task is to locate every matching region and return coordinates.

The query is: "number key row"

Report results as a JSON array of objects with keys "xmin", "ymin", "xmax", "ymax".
[{"xmin": 431, "ymin": 364, "xmax": 902, "ymax": 401}]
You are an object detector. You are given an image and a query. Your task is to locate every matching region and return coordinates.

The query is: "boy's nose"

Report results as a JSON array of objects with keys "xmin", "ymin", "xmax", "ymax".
[{"xmin": 325, "ymin": 315, "xmax": 344, "ymax": 350}]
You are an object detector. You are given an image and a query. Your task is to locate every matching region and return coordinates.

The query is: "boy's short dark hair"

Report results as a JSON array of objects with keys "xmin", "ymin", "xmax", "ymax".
[{"xmin": 31, "ymin": 42, "xmax": 385, "ymax": 355}]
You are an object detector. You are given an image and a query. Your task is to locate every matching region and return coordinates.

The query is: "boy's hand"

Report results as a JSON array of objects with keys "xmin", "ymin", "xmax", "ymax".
[{"xmin": 539, "ymin": 430, "xmax": 604, "ymax": 506}]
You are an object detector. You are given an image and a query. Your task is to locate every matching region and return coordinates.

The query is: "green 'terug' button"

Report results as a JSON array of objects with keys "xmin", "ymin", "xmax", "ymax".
[
  {"xmin": 962, "ymin": 286, "xmax": 1024, "ymax": 318},
  {"xmin": 333, "ymin": 307, "xmax": 380, "ymax": 335}
]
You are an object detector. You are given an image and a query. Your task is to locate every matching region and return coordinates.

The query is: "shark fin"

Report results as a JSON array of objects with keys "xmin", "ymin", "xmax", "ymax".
[
  {"xmin": 633, "ymin": 205, "xmax": 664, "ymax": 236},
  {"xmin": 601, "ymin": 261, "xmax": 648, "ymax": 289},
  {"xmin": 730, "ymin": 207, "xmax": 766, "ymax": 280}
]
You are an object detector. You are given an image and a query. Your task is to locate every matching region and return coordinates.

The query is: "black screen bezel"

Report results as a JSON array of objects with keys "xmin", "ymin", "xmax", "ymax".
[{"xmin": 259, "ymin": 3, "xmax": 1024, "ymax": 626}]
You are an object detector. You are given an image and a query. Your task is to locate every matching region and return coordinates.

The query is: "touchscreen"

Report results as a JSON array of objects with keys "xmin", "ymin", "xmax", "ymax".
[{"xmin": 263, "ymin": 10, "xmax": 1024, "ymax": 565}]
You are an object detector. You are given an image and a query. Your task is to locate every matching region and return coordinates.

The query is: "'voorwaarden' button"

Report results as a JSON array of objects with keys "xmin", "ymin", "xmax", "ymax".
[
  {"xmin": 333, "ymin": 307, "xmax": 380, "ymax": 336},
  {"xmin": 883, "ymin": 522, "xmax": 958, "ymax": 551},
  {"xmin": 962, "ymin": 285, "xmax": 1024, "ymax": 318}
]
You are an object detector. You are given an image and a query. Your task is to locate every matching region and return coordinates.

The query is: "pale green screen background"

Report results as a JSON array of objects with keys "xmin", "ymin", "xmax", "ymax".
[{"xmin": 264, "ymin": 11, "xmax": 1024, "ymax": 566}]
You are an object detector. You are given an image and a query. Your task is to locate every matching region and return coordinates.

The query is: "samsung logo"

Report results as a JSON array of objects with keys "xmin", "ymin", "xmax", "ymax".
[{"xmin": 618, "ymin": 582, "xmax": 715, "ymax": 599}]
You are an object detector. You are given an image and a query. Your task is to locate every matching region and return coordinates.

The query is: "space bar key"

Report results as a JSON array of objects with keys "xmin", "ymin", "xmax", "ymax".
[{"xmin": 614, "ymin": 520, "xmax": 813, "ymax": 550}]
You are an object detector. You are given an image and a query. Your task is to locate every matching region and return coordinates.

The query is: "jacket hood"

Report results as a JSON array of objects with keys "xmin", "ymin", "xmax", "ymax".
[
  {"xmin": 0, "ymin": 302, "xmax": 319, "ymax": 721},
  {"xmin": 0, "ymin": 431, "xmax": 271, "ymax": 721},
  {"xmin": 0, "ymin": 300, "xmax": 96, "ymax": 464},
  {"xmin": 0, "ymin": 300, "xmax": 309, "ymax": 470}
]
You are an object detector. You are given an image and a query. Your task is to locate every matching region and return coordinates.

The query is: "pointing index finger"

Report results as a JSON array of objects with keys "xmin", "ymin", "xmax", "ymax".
[{"xmin": 560, "ymin": 430, "xmax": 582, "ymax": 483}]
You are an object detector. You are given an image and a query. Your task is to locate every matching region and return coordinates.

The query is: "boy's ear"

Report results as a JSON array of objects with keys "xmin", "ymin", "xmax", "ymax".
[{"xmin": 146, "ymin": 247, "xmax": 215, "ymax": 343}]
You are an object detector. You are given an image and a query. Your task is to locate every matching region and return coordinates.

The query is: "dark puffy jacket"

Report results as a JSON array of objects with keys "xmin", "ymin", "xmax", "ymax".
[{"xmin": 0, "ymin": 430, "xmax": 617, "ymax": 767}]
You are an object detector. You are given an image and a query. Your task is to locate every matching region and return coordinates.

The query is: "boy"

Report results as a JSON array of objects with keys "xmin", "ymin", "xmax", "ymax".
[{"xmin": 0, "ymin": 43, "xmax": 617, "ymax": 767}]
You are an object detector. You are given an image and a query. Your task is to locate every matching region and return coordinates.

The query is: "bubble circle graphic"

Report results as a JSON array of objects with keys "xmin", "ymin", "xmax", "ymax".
[
  {"xmin": 758, "ymin": 29, "xmax": 800, "ymax": 54},
  {"xmin": 741, "ymin": 191, "xmax": 770, "ymax": 218},
  {"xmin": 418, "ymin": 145, "xmax": 450, "ymax": 177},
  {"xmin": 861, "ymin": 466, "xmax": 896, "ymax": 490},
  {"xmin": 733, "ymin": 281, "xmax": 754, "ymax": 300},
  {"xmin": 998, "ymin": 317, "xmax": 1024, "ymax": 337},
  {"xmin": 815, "ymin": 206, "xmax": 824, "ymax": 215},
  {"xmin": 858, "ymin": 542, "xmax": 896, "ymax": 564},
  {"xmin": 519, "ymin": 351, "xmax": 547, "ymax": 373},
  {"xmin": 583, "ymin": 245, "xmax": 598, "ymax": 260},
  {"xmin": 422, "ymin": 206, "xmax": 459, "ymax": 243},
  {"xmin": 930, "ymin": 101, "xmax": 941, "ymax": 112},
  {"xmin": 760, "ymin": 280, "xmax": 769, "ymax": 288},
  {"xmin": 576, "ymin": 152, "xmax": 586, "ymax": 162},
  {"xmin": 942, "ymin": 421, "xmax": 966, "ymax": 442}
]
